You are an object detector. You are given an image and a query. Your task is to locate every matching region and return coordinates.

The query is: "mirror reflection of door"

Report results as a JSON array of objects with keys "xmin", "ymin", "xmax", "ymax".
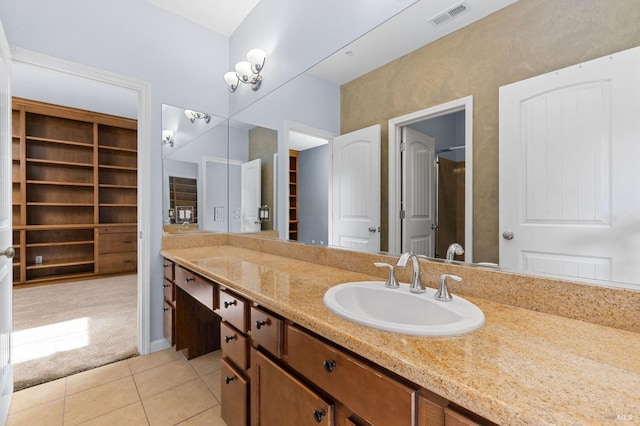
[
  {"xmin": 401, "ymin": 110, "xmax": 466, "ymax": 260},
  {"xmin": 241, "ymin": 159, "xmax": 261, "ymax": 232}
]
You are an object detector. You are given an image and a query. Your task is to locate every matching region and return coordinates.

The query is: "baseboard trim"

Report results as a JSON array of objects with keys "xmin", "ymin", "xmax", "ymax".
[{"xmin": 149, "ymin": 338, "xmax": 172, "ymax": 353}]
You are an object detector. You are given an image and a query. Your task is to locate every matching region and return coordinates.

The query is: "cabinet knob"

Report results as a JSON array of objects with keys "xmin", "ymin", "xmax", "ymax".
[
  {"xmin": 162, "ymin": 284, "xmax": 170, "ymax": 288},
  {"xmin": 323, "ymin": 360, "xmax": 337, "ymax": 373},
  {"xmin": 223, "ymin": 300, "xmax": 237, "ymax": 308},
  {"xmin": 255, "ymin": 320, "xmax": 267, "ymax": 330},
  {"xmin": 224, "ymin": 376, "xmax": 235, "ymax": 384},
  {"xmin": 313, "ymin": 409, "xmax": 326, "ymax": 423},
  {"xmin": 224, "ymin": 335, "xmax": 236, "ymax": 343},
  {"xmin": 184, "ymin": 277, "xmax": 195, "ymax": 283}
]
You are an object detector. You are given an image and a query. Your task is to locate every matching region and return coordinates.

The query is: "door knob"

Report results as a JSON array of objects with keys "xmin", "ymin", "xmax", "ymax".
[
  {"xmin": 0, "ymin": 247, "xmax": 14, "ymax": 259},
  {"xmin": 502, "ymin": 231, "xmax": 515, "ymax": 240},
  {"xmin": 368, "ymin": 226, "xmax": 379, "ymax": 233}
]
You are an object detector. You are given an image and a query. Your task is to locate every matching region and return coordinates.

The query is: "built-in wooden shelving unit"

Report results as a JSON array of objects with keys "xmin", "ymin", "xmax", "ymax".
[
  {"xmin": 11, "ymin": 98, "xmax": 138, "ymax": 285},
  {"xmin": 288, "ymin": 150, "xmax": 299, "ymax": 241}
]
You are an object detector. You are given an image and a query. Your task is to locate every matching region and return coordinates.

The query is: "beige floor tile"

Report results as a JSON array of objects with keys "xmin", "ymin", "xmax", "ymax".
[
  {"xmin": 65, "ymin": 360, "xmax": 132, "ymax": 395},
  {"xmin": 142, "ymin": 379, "xmax": 217, "ymax": 426},
  {"xmin": 63, "ymin": 376, "xmax": 140, "ymax": 426},
  {"xmin": 133, "ymin": 358, "xmax": 198, "ymax": 399},
  {"xmin": 201, "ymin": 370, "xmax": 221, "ymax": 403},
  {"xmin": 127, "ymin": 348, "xmax": 184, "ymax": 375},
  {"xmin": 9, "ymin": 377, "xmax": 66, "ymax": 414},
  {"xmin": 6, "ymin": 398, "xmax": 64, "ymax": 426},
  {"xmin": 75, "ymin": 401, "xmax": 148, "ymax": 426},
  {"xmin": 177, "ymin": 405, "xmax": 227, "ymax": 426},
  {"xmin": 188, "ymin": 350, "xmax": 221, "ymax": 377}
]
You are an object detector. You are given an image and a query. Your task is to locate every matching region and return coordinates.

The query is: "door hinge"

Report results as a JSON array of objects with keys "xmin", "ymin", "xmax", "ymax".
[
  {"xmin": 400, "ymin": 142, "xmax": 406, "ymax": 152},
  {"xmin": 399, "ymin": 210, "xmax": 406, "ymax": 220}
]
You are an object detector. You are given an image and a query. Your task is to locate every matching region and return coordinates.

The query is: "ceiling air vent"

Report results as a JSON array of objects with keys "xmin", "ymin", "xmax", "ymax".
[{"xmin": 429, "ymin": 1, "xmax": 470, "ymax": 27}]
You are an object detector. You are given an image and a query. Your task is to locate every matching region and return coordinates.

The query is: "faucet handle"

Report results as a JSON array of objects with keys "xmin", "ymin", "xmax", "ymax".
[
  {"xmin": 374, "ymin": 262, "xmax": 400, "ymax": 289},
  {"xmin": 435, "ymin": 274, "xmax": 462, "ymax": 301}
]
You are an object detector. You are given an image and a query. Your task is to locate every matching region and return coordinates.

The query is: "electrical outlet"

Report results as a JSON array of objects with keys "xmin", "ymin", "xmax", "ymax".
[
  {"xmin": 214, "ymin": 207, "xmax": 224, "ymax": 221},
  {"xmin": 35, "ymin": 256, "xmax": 43, "ymax": 265},
  {"xmin": 233, "ymin": 209, "xmax": 241, "ymax": 220}
]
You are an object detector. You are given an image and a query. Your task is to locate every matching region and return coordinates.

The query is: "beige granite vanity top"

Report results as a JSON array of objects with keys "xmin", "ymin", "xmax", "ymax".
[{"xmin": 161, "ymin": 243, "xmax": 640, "ymax": 426}]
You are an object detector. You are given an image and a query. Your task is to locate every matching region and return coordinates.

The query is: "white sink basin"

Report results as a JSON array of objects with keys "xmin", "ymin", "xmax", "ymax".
[{"xmin": 323, "ymin": 281, "xmax": 485, "ymax": 336}]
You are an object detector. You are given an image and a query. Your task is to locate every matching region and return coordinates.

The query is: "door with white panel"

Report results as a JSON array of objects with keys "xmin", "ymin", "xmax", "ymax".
[
  {"xmin": 241, "ymin": 158, "xmax": 261, "ymax": 232},
  {"xmin": 0, "ymin": 18, "xmax": 13, "ymax": 422},
  {"xmin": 330, "ymin": 125, "xmax": 380, "ymax": 252},
  {"xmin": 499, "ymin": 47, "xmax": 640, "ymax": 285},
  {"xmin": 402, "ymin": 127, "xmax": 436, "ymax": 256}
]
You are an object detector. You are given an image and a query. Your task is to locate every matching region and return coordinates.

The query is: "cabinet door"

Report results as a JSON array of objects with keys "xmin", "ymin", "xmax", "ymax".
[
  {"xmin": 252, "ymin": 348, "xmax": 333, "ymax": 426},
  {"xmin": 162, "ymin": 300, "xmax": 174, "ymax": 345},
  {"xmin": 221, "ymin": 358, "xmax": 249, "ymax": 426}
]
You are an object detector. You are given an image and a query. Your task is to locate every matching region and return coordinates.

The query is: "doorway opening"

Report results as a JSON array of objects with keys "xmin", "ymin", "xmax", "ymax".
[
  {"xmin": 9, "ymin": 49, "xmax": 150, "ymax": 389},
  {"xmin": 284, "ymin": 122, "xmax": 334, "ymax": 244},
  {"xmin": 388, "ymin": 96, "xmax": 473, "ymax": 262}
]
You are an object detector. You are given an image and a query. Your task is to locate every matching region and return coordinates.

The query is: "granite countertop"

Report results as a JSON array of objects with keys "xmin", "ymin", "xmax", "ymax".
[{"xmin": 161, "ymin": 245, "xmax": 640, "ymax": 426}]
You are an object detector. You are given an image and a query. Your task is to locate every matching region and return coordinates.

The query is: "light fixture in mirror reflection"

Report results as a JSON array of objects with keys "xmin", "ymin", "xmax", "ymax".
[{"xmin": 161, "ymin": 105, "xmax": 278, "ymax": 236}]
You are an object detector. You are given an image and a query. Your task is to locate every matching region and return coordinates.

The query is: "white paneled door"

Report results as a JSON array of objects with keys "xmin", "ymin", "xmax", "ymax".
[
  {"xmin": 0, "ymin": 18, "xmax": 12, "ymax": 423},
  {"xmin": 241, "ymin": 158, "xmax": 261, "ymax": 233},
  {"xmin": 330, "ymin": 125, "xmax": 380, "ymax": 252},
  {"xmin": 499, "ymin": 47, "xmax": 640, "ymax": 285}
]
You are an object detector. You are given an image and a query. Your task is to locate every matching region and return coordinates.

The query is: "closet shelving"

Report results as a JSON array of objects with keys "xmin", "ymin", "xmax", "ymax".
[
  {"xmin": 11, "ymin": 98, "xmax": 138, "ymax": 285},
  {"xmin": 288, "ymin": 150, "xmax": 299, "ymax": 241}
]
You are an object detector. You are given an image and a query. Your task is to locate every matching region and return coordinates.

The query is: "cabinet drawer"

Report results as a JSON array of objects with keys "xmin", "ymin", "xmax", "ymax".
[
  {"xmin": 221, "ymin": 321, "xmax": 249, "ymax": 370},
  {"xmin": 163, "ymin": 259, "xmax": 174, "ymax": 281},
  {"xmin": 221, "ymin": 358, "xmax": 249, "ymax": 426},
  {"xmin": 99, "ymin": 226, "xmax": 136, "ymax": 234},
  {"xmin": 217, "ymin": 288, "xmax": 248, "ymax": 333},
  {"xmin": 99, "ymin": 252, "xmax": 137, "ymax": 274},
  {"xmin": 286, "ymin": 325, "xmax": 417, "ymax": 426},
  {"xmin": 175, "ymin": 266, "xmax": 215, "ymax": 311},
  {"xmin": 99, "ymin": 232, "xmax": 136, "ymax": 254},
  {"xmin": 163, "ymin": 300, "xmax": 174, "ymax": 346},
  {"xmin": 444, "ymin": 407, "xmax": 483, "ymax": 426},
  {"xmin": 252, "ymin": 348, "xmax": 333, "ymax": 426},
  {"xmin": 163, "ymin": 278, "xmax": 174, "ymax": 303},
  {"xmin": 251, "ymin": 307, "xmax": 283, "ymax": 358}
]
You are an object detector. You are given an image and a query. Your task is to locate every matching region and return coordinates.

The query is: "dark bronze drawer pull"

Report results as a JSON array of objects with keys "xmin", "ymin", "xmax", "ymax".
[
  {"xmin": 255, "ymin": 320, "xmax": 267, "ymax": 330},
  {"xmin": 163, "ymin": 263, "xmax": 170, "ymax": 268},
  {"xmin": 323, "ymin": 360, "xmax": 337, "ymax": 373},
  {"xmin": 225, "ymin": 376, "xmax": 235, "ymax": 384},
  {"xmin": 224, "ymin": 300, "xmax": 237, "ymax": 308},
  {"xmin": 313, "ymin": 409, "xmax": 326, "ymax": 423},
  {"xmin": 123, "ymin": 260, "xmax": 133, "ymax": 263},
  {"xmin": 163, "ymin": 307, "xmax": 170, "ymax": 312},
  {"xmin": 123, "ymin": 240, "xmax": 133, "ymax": 244},
  {"xmin": 184, "ymin": 277, "xmax": 195, "ymax": 283},
  {"xmin": 162, "ymin": 284, "xmax": 170, "ymax": 288},
  {"xmin": 224, "ymin": 335, "xmax": 236, "ymax": 343}
]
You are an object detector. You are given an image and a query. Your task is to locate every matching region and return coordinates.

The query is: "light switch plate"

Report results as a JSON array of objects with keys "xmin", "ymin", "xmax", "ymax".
[{"xmin": 35, "ymin": 256, "xmax": 43, "ymax": 265}]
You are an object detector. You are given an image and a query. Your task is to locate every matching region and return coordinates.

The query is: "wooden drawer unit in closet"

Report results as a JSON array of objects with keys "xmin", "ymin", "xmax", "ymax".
[
  {"xmin": 285, "ymin": 324, "xmax": 418, "ymax": 426},
  {"xmin": 221, "ymin": 357, "xmax": 249, "ymax": 426},
  {"xmin": 99, "ymin": 252, "xmax": 137, "ymax": 274},
  {"xmin": 221, "ymin": 321, "xmax": 250, "ymax": 370},
  {"xmin": 250, "ymin": 306, "xmax": 283, "ymax": 358},
  {"xmin": 174, "ymin": 266, "xmax": 215, "ymax": 311},
  {"xmin": 98, "ymin": 230, "xmax": 136, "ymax": 254},
  {"xmin": 217, "ymin": 288, "xmax": 249, "ymax": 332},
  {"xmin": 251, "ymin": 348, "xmax": 333, "ymax": 426}
]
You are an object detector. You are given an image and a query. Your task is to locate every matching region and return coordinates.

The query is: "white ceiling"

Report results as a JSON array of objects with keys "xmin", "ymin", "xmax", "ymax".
[{"xmin": 145, "ymin": 0, "xmax": 260, "ymax": 37}]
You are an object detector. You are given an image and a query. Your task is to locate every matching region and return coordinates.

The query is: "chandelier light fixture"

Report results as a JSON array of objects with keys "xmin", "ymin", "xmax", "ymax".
[
  {"xmin": 224, "ymin": 48, "xmax": 267, "ymax": 92},
  {"xmin": 184, "ymin": 109, "xmax": 211, "ymax": 123},
  {"xmin": 162, "ymin": 129, "xmax": 174, "ymax": 147}
]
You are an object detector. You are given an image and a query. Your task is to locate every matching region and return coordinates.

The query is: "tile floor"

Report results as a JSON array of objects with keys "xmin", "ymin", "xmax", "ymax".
[{"xmin": 7, "ymin": 348, "xmax": 228, "ymax": 426}]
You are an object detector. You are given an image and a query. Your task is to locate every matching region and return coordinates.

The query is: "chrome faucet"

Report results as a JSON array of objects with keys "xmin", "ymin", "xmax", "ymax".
[
  {"xmin": 445, "ymin": 243, "xmax": 464, "ymax": 262},
  {"xmin": 396, "ymin": 252, "xmax": 428, "ymax": 293}
]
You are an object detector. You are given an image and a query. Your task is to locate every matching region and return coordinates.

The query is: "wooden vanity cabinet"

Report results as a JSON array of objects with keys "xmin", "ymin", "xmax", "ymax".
[
  {"xmin": 251, "ymin": 306, "xmax": 283, "ymax": 358},
  {"xmin": 221, "ymin": 357, "xmax": 250, "ymax": 426},
  {"xmin": 162, "ymin": 260, "xmax": 175, "ymax": 345},
  {"xmin": 252, "ymin": 348, "xmax": 333, "ymax": 426}
]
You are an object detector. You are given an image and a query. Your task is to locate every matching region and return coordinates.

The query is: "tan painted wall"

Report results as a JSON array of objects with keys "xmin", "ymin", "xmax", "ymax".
[
  {"xmin": 341, "ymin": 0, "xmax": 640, "ymax": 261},
  {"xmin": 249, "ymin": 126, "xmax": 278, "ymax": 231}
]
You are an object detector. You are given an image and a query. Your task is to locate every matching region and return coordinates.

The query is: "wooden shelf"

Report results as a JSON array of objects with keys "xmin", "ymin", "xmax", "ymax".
[
  {"xmin": 289, "ymin": 150, "xmax": 299, "ymax": 241},
  {"xmin": 12, "ymin": 98, "xmax": 138, "ymax": 286},
  {"xmin": 26, "ymin": 135, "xmax": 94, "ymax": 148}
]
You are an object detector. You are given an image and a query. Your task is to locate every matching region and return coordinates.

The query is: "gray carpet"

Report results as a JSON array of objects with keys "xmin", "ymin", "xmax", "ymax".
[{"xmin": 12, "ymin": 275, "xmax": 139, "ymax": 390}]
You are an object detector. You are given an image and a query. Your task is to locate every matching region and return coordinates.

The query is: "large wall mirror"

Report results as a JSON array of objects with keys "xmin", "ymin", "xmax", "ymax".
[{"xmin": 161, "ymin": 0, "xmax": 640, "ymax": 291}]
